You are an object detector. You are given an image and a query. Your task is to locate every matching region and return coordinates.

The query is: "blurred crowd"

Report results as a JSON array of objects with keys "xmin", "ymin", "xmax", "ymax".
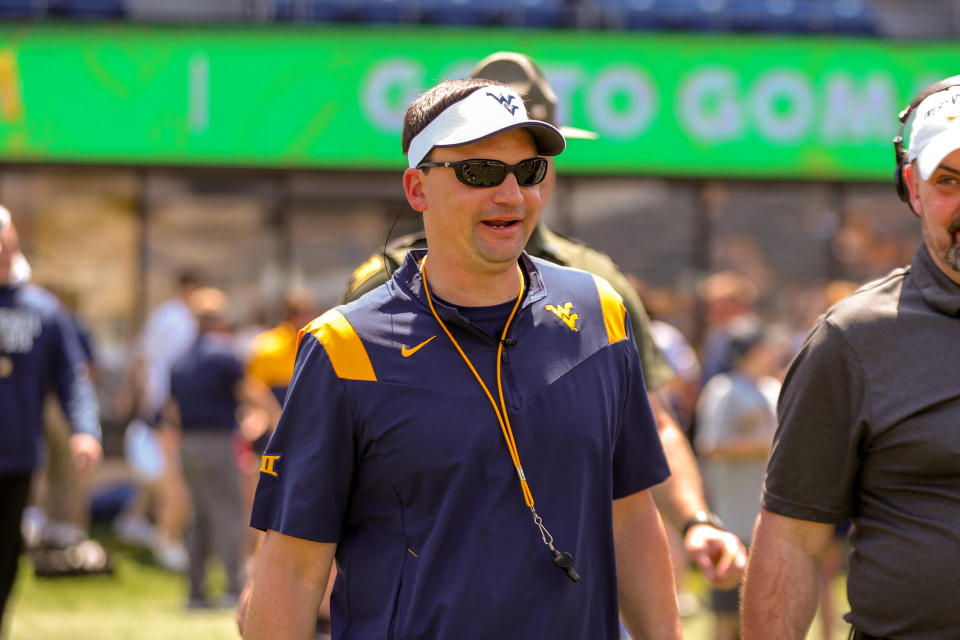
[{"xmin": 5, "ymin": 209, "xmax": 861, "ymax": 637}]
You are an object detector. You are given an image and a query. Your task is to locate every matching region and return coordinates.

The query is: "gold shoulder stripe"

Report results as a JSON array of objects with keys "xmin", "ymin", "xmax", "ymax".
[
  {"xmin": 592, "ymin": 274, "xmax": 627, "ymax": 344},
  {"xmin": 299, "ymin": 309, "xmax": 377, "ymax": 381}
]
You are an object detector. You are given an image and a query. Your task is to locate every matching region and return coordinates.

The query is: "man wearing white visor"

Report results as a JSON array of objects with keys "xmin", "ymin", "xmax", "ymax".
[
  {"xmin": 743, "ymin": 78, "xmax": 960, "ymax": 640},
  {"xmin": 243, "ymin": 78, "xmax": 681, "ymax": 639}
]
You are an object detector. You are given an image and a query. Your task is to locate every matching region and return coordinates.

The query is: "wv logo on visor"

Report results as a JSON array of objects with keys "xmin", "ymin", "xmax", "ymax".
[{"xmin": 486, "ymin": 92, "xmax": 520, "ymax": 115}]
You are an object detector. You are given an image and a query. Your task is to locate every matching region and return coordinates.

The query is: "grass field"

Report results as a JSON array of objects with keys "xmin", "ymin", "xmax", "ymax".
[
  {"xmin": 5, "ymin": 535, "xmax": 851, "ymax": 640},
  {"xmin": 7, "ymin": 534, "xmax": 239, "ymax": 640}
]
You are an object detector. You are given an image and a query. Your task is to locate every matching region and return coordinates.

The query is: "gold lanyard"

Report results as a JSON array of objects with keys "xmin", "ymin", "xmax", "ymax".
[{"xmin": 420, "ymin": 256, "xmax": 581, "ymax": 582}]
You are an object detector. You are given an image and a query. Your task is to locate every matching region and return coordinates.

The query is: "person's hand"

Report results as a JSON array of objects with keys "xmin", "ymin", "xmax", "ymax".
[
  {"xmin": 236, "ymin": 580, "xmax": 254, "ymax": 635},
  {"xmin": 684, "ymin": 524, "xmax": 746, "ymax": 590},
  {"xmin": 239, "ymin": 407, "xmax": 271, "ymax": 443},
  {"xmin": 69, "ymin": 433, "xmax": 103, "ymax": 475}
]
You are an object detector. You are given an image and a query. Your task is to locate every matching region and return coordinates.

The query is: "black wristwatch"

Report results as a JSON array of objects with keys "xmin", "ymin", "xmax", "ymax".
[{"xmin": 681, "ymin": 510, "xmax": 725, "ymax": 537}]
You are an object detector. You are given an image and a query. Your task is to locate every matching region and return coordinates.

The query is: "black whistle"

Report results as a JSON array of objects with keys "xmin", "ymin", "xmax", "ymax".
[{"xmin": 552, "ymin": 550, "xmax": 581, "ymax": 583}]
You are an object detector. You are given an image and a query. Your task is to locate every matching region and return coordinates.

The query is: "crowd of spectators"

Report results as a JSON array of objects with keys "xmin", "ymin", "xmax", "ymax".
[{"xmin": 0, "ymin": 0, "xmax": 879, "ymax": 35}]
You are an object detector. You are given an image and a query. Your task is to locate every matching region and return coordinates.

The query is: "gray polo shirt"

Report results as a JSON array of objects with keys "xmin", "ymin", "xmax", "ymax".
[{"xmin": 762, "ymin": 243, "xmax": 960, "ymax": 639}]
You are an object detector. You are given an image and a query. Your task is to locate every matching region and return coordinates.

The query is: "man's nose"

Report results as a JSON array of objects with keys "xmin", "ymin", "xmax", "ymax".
[{"xmin": 491, "ymin": 172, "xmax": 525, "ymax": 206}]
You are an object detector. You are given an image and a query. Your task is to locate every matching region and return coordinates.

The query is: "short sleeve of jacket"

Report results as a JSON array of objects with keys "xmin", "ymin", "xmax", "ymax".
[
  {"xmin": 762, "ymin": 318, "xmax": 867, "ymax": 523},
  {"xmin": 249, "ymin": 332, "xmax": 356, "ymax": 542},
  {"xmin": 611, "ymin": 314, "xmax": 670, "ymax": 499}
]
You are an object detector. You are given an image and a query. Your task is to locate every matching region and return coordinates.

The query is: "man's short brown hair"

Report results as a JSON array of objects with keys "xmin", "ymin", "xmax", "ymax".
[{"xmin": 401, "ymin": 78, "xmax": 508, "ymax": 157}]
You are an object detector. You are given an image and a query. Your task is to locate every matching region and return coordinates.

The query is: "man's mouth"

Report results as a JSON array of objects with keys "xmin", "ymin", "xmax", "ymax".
[
  {"xmin": 949, "ymin": 222, "xmax": 960, "ymax": 244},
  {"xmin": 482, "ymin": 219, "xmax": 520, "ymax": 228}
]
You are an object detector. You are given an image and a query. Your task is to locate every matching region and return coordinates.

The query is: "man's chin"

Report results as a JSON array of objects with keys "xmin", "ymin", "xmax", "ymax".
[
  {"xmin": 945, "ymin": 245, "xmax": 960, "ymax": 274},
  {"xmin": 477, "ymin": 242, "xmax": 526, "ymax": 266}
]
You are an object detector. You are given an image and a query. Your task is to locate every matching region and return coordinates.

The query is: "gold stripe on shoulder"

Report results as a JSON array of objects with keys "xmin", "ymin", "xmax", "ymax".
[
  {"xmin": 592, "ymin": 274, "xmax": 627, "ymax": 344},
  {"xmin": 299, "ymin": 309, "xmax": 376, "ymax": 381}
]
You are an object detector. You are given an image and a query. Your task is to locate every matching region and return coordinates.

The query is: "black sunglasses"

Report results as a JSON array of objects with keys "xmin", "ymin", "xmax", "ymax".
[{"xmin": 417, "ymin": 157, "xmax": 548, "ymax": 188}]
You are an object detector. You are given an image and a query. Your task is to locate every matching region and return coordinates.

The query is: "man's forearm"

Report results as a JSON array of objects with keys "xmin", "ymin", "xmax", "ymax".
[
  {"xmin": 742, "ymin": 510, "xmax": 833, "ymax": 639},
  {"xmin": 614, "ymin": 490, "xmax": 681, "ymax": 640},
  {"xmin": 244, "ymin": 531, "xmax": 336, "ymax": 640},
  {"xmin": 648, "ymin": 390, "xmax": 747, "ymax": 589}
]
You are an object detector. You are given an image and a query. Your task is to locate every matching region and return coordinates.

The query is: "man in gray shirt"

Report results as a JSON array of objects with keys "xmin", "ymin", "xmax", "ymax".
[{"xmin": 741, "ymin": 77, "xmax": 960, "ymax": 639}]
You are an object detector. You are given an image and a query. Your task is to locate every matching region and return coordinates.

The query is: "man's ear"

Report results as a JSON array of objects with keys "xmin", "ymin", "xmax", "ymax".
[
  {"xmin": 403, "ymin": 168, "xmax": 427, "ymax": 213},
  {"xmin": 902, "ymin": 163, "xmax": 923, "ymax": 218}
]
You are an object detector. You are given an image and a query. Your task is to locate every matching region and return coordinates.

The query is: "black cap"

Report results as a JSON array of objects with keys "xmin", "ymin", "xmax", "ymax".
[{"xmin": 471, "ymin": 52, "xmax": 598, "ymax": 140}]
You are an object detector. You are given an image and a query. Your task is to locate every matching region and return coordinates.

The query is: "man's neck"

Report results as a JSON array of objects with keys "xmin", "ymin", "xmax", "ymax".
[{"xmin": 422, "ymin": 254, "xmax": 523, "ymax": 307}]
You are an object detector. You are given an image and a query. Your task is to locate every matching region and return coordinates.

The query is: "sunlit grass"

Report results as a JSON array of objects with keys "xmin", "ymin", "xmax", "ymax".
[{"xmin": 7, "ymin": 535, "xmax": 237, "ymax": 640}]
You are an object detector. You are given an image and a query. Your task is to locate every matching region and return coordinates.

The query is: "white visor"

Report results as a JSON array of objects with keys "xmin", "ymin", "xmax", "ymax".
[
  {"xmin": 407, "ymin": 86, "xmax": 565, "ymax": 169},
  {"xmin": 908, "ymin": 86, "xmax": 960, "ymax": 180}
]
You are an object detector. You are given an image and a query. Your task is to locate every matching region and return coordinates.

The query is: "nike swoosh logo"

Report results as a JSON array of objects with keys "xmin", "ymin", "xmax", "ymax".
[{"xmin": 401, "ymin": 336, "xmax": 437, "ymax": 357}]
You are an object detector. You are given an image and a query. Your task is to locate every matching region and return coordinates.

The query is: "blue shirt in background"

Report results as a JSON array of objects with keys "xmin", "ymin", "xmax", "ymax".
[{"xmin": 170, "ymin": 333, "xmax": 243, "ymax": 432}]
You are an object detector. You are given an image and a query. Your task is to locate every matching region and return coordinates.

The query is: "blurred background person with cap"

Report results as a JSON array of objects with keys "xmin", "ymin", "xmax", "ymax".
[
  {"xmin": 0, "ymin": 205, "xmax": 102, "ymax": 634},
  {"xmin": 742, "ymin": 75, "xmax": 960, "ymax": 639},
  {"xmin": 343, "ymin": 51, "xmax": 746, "ymax": 594},
  {"xmin": 164, "ymin": 286, "xmax": 281, "ymax": 610},
  {"xmin": 694, "ymin": 317, "xmax": 781, "ymax": 640}
]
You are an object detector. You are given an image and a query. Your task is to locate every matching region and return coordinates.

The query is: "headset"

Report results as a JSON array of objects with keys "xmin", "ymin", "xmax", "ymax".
[{"xmin": 893, "ymin": 75, "xmax": 960, "ymax": 212}]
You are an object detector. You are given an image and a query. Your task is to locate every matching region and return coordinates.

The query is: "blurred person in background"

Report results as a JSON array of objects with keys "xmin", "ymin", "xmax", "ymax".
[
  {"xmin": 138, "ymin": 270, "xmax": 200, "ymax": 421},
  {"xmin": 245, "ymin": 286, "xmax": 318, "ymax": 408},
  {"xmin": 698, "ymin": 270, "xmax": 760, "ymax": 383},
  {"xmin": 22, "ymin": 285, "xmax": 113, "ymax": 579},
  {"xmin": 165, "ymin": 286, "xmax": 281, "ymax": 609},
  {"xmin": 629, "ymin": 275, "xmax": 702, "ymax": 435},
  {"xmin": 742, "ymin": 77, "xmax": 960, "ymax": 639},
  {"xmin": 114, "ymin": 270, "xmax": 201, "ymax": 571},
  {"xmin": 695, "ymin": 318, "xmax": 781, "ymax": 640},
  {"xmin": 342, "ymin": 50, "xmax": 746, "ymax": 594},
  {"xmin": 0, "ymin": 205, "xmax": 102, "ymax": 634},
  {"xmin": 20, "ymin": 285, "xmax": 98, "ymax": 550}
]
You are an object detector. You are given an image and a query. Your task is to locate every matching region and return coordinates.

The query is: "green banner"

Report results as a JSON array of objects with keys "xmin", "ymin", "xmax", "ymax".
[{"xmin": 0, "ymin": 23, "xmax": 956, "ymax": 179}]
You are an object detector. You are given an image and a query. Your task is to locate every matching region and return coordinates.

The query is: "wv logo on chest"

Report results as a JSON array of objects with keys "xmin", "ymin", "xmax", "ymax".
[{"xmin": 545, "ymin": 302, "xmax": 579, "ymax": 331}]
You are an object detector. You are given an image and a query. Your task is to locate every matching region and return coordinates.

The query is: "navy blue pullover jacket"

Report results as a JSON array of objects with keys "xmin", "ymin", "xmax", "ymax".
[{"xmin": 0, "ymin": 282, "xmax": 100, "ymax": 473}]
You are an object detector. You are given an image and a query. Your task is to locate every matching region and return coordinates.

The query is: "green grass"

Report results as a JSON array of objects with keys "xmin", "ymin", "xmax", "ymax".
[
  {"xmin": 7, "ymin": 538, "xmax": 238, "ymax": 640},
  {"xmin": 6, "ymin": 535, "xmax": 851, "ymax": 640}
]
